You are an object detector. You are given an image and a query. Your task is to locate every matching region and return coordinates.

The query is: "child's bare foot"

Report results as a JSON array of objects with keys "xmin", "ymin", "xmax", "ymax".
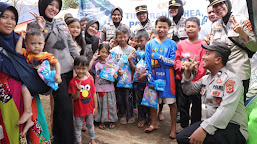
[
  {"xmin": 21, "ymin": 118, "xmax": 34, "ymax": 136},
  {"xmin": 169, "ymin": 131, "xmax": 176, "ymax": 139},
  {"xmin": 17, "ymin": 111, "xmax": 32, "ymax": 125},
  {"xmin": 137, "ymin": 120, "xmax": 146, "ymax": 128},
  {"xmin": 89, "ymin": 139, "xmax": 99, "ymax": 144},
  {"xmin": 158, "ymin": 113, "xmax": 165, "ymax": 121}
]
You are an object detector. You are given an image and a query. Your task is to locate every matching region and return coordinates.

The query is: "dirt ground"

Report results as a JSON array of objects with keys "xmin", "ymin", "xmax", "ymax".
[{"xmin": 40, "ymin": 95, "xmax": 185, "ymax": 144}]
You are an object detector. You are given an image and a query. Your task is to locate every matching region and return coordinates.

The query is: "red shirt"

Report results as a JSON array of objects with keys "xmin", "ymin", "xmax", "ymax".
[
  {"xmin": 69, "ymin": 77, "xmax": 96, "ymax": 117},
  {"xmin": 175, "ymin": 40, "xmax": 207, "ymax": 82}
]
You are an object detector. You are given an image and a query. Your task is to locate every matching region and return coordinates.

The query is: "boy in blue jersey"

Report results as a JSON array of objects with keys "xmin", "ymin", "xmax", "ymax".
[{"xmin": 144, "ymin": 16, "xmax": 177, "ymax": 139}]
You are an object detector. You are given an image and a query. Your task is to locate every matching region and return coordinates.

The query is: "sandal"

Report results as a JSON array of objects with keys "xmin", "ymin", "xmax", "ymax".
[
  {"xmin": 109, "ymin": 122, "xmax": 116, "ymax": 129},
  {"xmin": 128, "ymin": 117, "xmax": 135, "ymax": 124},
  {"xmin": 144, "ymin": 125, "xmax": 158, "ymax": 133},
  {"xmin": 120, "ymin": 117, "xmax": 127, "ymax": 125},
  {"xmin": 98, "ymin": 123, "xmax": 106, "ymax": 130},
  {"xmin": 137, "ymin": 120, "xmax": 146, "ymax": 128}
]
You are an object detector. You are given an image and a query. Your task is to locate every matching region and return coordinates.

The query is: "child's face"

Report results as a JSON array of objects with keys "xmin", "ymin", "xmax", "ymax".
[
  {"xmin": 25, "ymin": 35, "xmax": 45, "ymax": 55},
  {"xmin": 137, "ymin": 36, "xmax": 148, "ymax": 50},
  {"xmin": 128, "ymin": 37, "xmax": 138, "ymax": 48},
  {"xmin": 74, "ymin": 65, "xmax": 88, "ymax": 78},
  {"xmin": 116, "ymin": 33, "xmax": 129, "ymax": 46},
  {"xmin": 109, "ymin": 38, "xmax": 118, "ymax": 49},
  {"xmin": 81, "ymin": 20, "xmax": 88, "ymax": 31},
  {"xmin": 185, "ymin": 21, "xmax": 200, "ymax": 39},
  {"xmin": 68, "ymin": 21, "xmax": 81, "ymax": 38},
  {"xmin": 99, "ymin": 47, "xmax": 109, "ymax": 60},
  {"xmin": 150, "ymin": 33, "xmax": 157, "ymax": 39},
  {"xmin": 155, "ymin": 21, "xmax": 170, "ymax": 38}
]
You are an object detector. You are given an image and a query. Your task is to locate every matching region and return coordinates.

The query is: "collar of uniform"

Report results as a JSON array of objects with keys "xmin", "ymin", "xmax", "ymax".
[{"xmin": 218, "ymin": 67, "xmax": 227, "ymax": 76}]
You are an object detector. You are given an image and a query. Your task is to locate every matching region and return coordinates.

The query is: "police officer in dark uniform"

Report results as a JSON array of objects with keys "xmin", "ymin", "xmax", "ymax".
[{"xmin": 176, "ymin": 42, "xmax": 248, "ymax": 144}]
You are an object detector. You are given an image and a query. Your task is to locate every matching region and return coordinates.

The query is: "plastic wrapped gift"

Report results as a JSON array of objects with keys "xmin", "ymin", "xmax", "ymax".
[
  {"xmin": 37, "ymin": 60, "xmax": 58, "ymax": 91},
  {"xmin": 99, "ymin": 52, "xmax": 119, "ymax": 82},
  {"xmin": 141, "ymin": 86, "xmax": 158, "ymax": 109},
  {"xmin": 133, "ymin": 51, "xmax": 146, "ymax": 82},
  {"xmin": 117, "ymin": 55, "xmax": 133, "ymax": 88},
  {"xmin": 154, "ymin": 79, "xmax": 166, "ymax": 91}
]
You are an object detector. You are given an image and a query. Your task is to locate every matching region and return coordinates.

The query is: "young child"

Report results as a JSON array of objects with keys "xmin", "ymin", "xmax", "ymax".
[
  {"xmin": 145, "ymin": 16, "xmax": 177, "ymax": 139},
  {"xmin": 109, "ymin": 36, "xmax": 118, "ymax": 50},
  {"xmin": 128, "ymin": 29, "xmax": 150, "ymax": 128},
  {"xmin": 110, "ymin": 26, "xmax": 136, "ymax": 124},
  {"xmin": 128, "ymin": 33, "xmax": 138, "ymax": 49},
  {"xmin": 15, "ymin": 29, "xmax": 62, "ymax": 135},
  {"xmin": 69, "ymin": 56, "xmax": 98, "ymax": 144},
  {"xmin": 149, "ymin": 29, "xmax": 157, "ymax": 40},
  {"xmin": 174, "ymin": 17, "xmax": 206, "ymax": 128},
  {"xmin": 80, "ymin": 17, "xmax": 90, "ymax": 31},
  {"xmin": 89, "ymin": 42, "xmax": 118, "ymax": 129}
]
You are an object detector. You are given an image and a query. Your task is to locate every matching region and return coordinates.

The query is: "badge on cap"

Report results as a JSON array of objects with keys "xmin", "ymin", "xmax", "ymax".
[{"xmin": 225, "ymin": 80, "xmax": 235, "ymax": 93}]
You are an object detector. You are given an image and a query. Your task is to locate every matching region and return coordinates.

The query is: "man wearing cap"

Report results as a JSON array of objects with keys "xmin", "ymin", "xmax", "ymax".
[
  {"xmin": 131, "ymin": 5, "xmax": 154, "ymax": 35},
  {"xmin": 167, "ymin": 0, "xmax": 187, "ymax": 43},
  {"xmin": 209, "ymin": 0, "xmax": 257, "ymax": 102},
  {"xmin": 100, "ymin": 7, "xmax": 129, "ymax": 41},
  {"xmin": 176, "ymin": 42, "xmax": 248, "ymax": 144}
]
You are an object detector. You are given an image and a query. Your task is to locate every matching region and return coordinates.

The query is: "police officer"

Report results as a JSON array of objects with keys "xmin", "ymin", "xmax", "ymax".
[
  {"xmin": 100, "ymin": 7, "xmax": 129, "ymax": 41},
  {"xmin": 131, "ymin": 5, "xmax": 154, "ymax": 35},
  {"xmin": 209, "ymin": 0, "xmax": 257, "ymax": 101},
  {"xmin": 167, "ymin": 0, "xmax": 187, "ymax": 42},
  {"xmin": 176, "ymin": 42, "xmax": 248, "ymax": 144}
]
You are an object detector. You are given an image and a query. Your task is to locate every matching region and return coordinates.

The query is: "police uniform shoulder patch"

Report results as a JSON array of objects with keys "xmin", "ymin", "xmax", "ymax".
[
  {"xmin": 225, "ymin": 80, "xmax": 235, "ymax": 93},
  {"xmin": 243, "ymin": 20, "xmax": 253, "ymax": 32}
]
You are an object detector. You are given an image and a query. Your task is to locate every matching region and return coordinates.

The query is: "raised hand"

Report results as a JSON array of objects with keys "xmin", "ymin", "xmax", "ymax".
[
  {"xmin": 92, "ymin": 51, "xmax": 100, "ymax": 60},
  {"xmin": 128, "ymin": 49, "xmax": 135, "ymax": 60},
  {"xmin": 75, "ymin": 80, "xmax": 82, "ymax": 91},
  {"xmin": 231, "ymin": 16, "xmax": 243, "ymax": 34},
  {"xmin": 30, "ymin": 12, "xmax": 46, "ymax": 31},
  {"xmin": 184, "ymin": 56, "xmax": 199, "ymax": 73}
]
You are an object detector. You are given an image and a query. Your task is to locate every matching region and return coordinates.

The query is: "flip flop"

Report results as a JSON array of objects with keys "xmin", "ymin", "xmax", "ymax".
[
  {"xmin": 128, "ymin": 117, "xmax": 135, "ymax": 124},
  {"xmin": 109, "ymin": 122, "xmax": 116, "ymax": 129},
  {"xmin": 144, "ymin": 125, "xmax": 158, "ymax": 133},
  {"xmin": 99, "ymin": 123, "xmax": 106, "ymax": 130}
]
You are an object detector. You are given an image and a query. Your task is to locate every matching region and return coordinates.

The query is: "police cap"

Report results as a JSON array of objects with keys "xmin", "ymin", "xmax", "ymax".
[
  {"xmin": 209, "ymin": 0, "xmax": 226, "ymax": 6},
  {"xmin": 201, "ymin": 41, "xmax": 231, "ymax": 60},
  {"xmin": 169, "ymin": 0, "xmax": 182, "ymax": 7},
  {"xmin": 135, "ymin": 5, "xmax": 148, "ymax": 13}
]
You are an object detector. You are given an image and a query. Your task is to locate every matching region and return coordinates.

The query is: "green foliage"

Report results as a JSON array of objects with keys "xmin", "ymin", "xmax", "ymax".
[{"xmin": 63, "ymin": 0, "xmax": 79, "ymax": 9}]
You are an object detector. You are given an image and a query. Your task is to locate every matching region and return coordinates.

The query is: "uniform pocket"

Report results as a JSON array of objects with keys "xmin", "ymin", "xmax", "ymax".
[{"xmin": 211, "ymin": 90, "xmax": 223, "ymax": 107}]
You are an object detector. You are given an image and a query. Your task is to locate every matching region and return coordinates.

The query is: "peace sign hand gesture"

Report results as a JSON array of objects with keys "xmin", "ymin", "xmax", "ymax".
[
  {"xmin": 75, "ymin": 81, "xmax": 82, "ymax": 91},
  {"xmin": 30, "ymin": 12, "xmax": 46, "ymax": 31},
  {"xmin": 231, "ymin": 16, "xmax": 244, "ymax": 34}
]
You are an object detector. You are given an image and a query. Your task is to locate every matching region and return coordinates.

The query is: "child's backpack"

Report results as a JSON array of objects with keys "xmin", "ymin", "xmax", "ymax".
[
  {"xmin": 133, "ymin": 51, "xmax": 146, "ymax": 82},
  {"xmin": 117, "ymin": 55, "xmax": 133, "ymax": 88},
  {"xmin": 99, "ymin": 51, "xmax": 119, "ymax": 82}
]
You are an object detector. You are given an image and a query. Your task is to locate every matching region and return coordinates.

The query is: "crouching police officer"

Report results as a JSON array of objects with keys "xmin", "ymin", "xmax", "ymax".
[{"xmin": 176, "ymin": 42, "xmax": 248, "ymax": 144}]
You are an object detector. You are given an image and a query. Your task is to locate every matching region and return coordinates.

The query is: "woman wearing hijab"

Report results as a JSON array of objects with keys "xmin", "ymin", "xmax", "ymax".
[
  {"xmin": 209, "ymin": 0, "xmax": 257, "ymax": 102},
  {"xmin": 0, "ymin": 2, "xmax": 50, "ymax": 143},
  {"xmin": 131, "ymin": 5, "xmax": 154, "ymax": 35},
  {"xmin": 27, "ymin": 0, "xmax": 80, "ymax": 143},
  {"xmin": 84, "ymin": 20, "xmax": 101, "ymax": 54},
  {"xmin": 167, "ymin": 0, "xmax": 187, "ymax": 43},
  {"xmin": 100, "ymin": 7, "xmax": 129, "ymax": 42}
]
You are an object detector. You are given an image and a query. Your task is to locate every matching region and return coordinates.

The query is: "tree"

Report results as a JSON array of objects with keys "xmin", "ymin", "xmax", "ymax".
[{"xmin": 63, "ymin": 0, "xmax": 79, "ymax": 9}]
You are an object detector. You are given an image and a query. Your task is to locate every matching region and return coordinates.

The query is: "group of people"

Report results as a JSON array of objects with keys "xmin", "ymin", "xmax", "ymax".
[{"xmin": 0, "ymin": 0, "xmax": 256, "ymax": 144}]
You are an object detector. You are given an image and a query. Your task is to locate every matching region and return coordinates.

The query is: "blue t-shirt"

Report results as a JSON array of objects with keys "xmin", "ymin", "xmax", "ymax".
[{"xmin": 145, "ymin": 38, "xmax": 177, "ymax": 98}]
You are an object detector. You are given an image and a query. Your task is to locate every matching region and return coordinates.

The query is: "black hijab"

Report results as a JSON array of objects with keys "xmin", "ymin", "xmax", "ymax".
[
  {"xmin": 38, "ymin": 0, "xmax": 62, "ymax": 22},
  {"xmin": 111, "ymin": 7, "xmax": 123, "ymax": 28},
  {"xmin": 222, "ymin": 0, "xmax": 232, "ymax": 25},
  {"xmin": 172, "ymin": 1, "xmax": 184, "ymax": 24},
  {"xmin": 84, "ymin": 20, "xmax": 100, "ymax": 53}
]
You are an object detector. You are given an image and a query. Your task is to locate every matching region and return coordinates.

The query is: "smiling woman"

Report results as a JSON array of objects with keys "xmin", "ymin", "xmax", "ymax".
[{"xmin": 84, "ymin": 20, "xmax": 101, "ymax": 54}]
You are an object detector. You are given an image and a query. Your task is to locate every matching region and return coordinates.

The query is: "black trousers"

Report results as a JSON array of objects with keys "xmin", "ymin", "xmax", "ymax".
[
  {"xmin": 116, "ymin": 87, "xmax": 134, "ymax": 119},
  {"xmin": 177, "ymin": 121, "xmax": 246, "ymax": 144},
  {"xmin": 176, "ymin": 79, "xmax": 202, "ymax": 128},
  {"xmin": 135, "ymin": 89, "xmax": 150, "ymax": 121},
  {"xmin": 52, "ymin": 71, "xmax": 75, "ymax": 144}
]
